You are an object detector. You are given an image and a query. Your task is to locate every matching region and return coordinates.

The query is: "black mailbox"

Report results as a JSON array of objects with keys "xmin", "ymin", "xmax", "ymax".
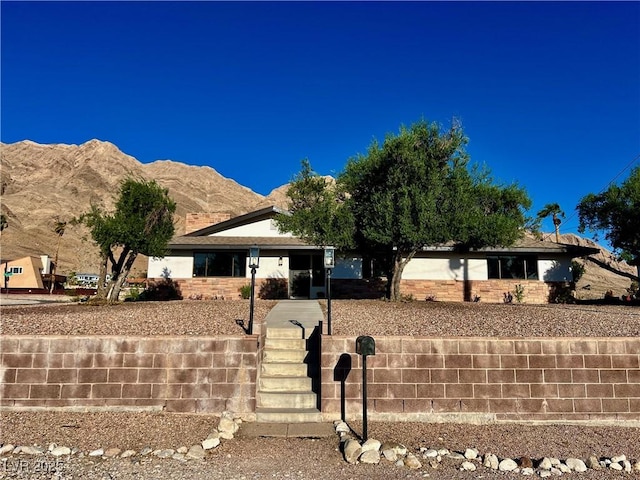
[{"xmin": 356, "ymin": 335, "xmax": 376, "ymax": 356}]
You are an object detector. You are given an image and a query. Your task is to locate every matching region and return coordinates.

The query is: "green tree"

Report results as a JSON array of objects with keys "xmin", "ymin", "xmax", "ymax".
[
  {"xmin": 578, "ymin": 165, "xmax": 640, "ymax": 273},
  {"xmin": 279, "ymin": 120, "xmax": 532, "ymax": 300},
  {"xmin": 49, "ymin": 219, "xmax": 67, "ymax": 294},
  {"xmin": 537, "ymin": 203, "xmax": 565, "ymax": 243},
  {"xmin": 77, "ymin": 178, "xmax": 176, "ymax": 302}
]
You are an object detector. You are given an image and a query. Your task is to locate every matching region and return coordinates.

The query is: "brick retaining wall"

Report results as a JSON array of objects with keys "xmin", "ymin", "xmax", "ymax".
[
  {"xmin": 321, "ymin": 336, "xmax": 640, "ymax": 422},
  {"xmin": 0, "ymin": 336, "xmax": 258, "ymax": 414}
]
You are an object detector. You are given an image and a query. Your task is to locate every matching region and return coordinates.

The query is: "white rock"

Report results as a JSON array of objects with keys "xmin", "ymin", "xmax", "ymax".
[
  {"xmin": 172, "ymin": 453, "xmax": 186, "ymax": 462},
  {"xmin": 20, "ymin": 446, "xmax": 45, "ymax": 455},
  {"xmin": 139, "ymin": 447, "xmax": 153, "ymax": 456},
  {"xmin": 447, "ymin": 452, "xmax": 465, "ymax": 460},
  {"xmin": 549, "ymin": 467, "xmax": 562, "ymax": 476},
  {"xmin": 404, "ymin": 453, "xmax": 422, "ymax": 469},
  {"xmin": 521, "ymin": 467, "xmax": 534, "ymax": 475},
  {"xmin": 104, "ymin": 448, "xmax": 121, "ymax": 458},
  {"xmin": 176, "ymin": 446, "xmax": 188, "ymax": 454},
  {"xmin": 633, "ymin": 461, "xmax": 640, "ymax": 471},
  {"xmin": 586, "ymin": 455, "xmax": 601, "ymax": 469},
  {"xmin": 609, "ymin": 462, "xmax": 623, "ymax": 471},
  {"xmin": 549, "ymin": 457, "xmax": 561, "ymax": 466},
  {"xmin": 461, "ymin": 461, "xmax": 476, "ymax": 471},
  {"xmin": 154, "ymin": 449, "xmax": 174, "ymax": 459},
  {"xmin": 483, "ymin": 453, "xmax": 499, "ymax": 469},
  {"xmin": 335, "ymin": 422, "xmax": 350, "ymax": 434},
  {"xmin": 359, "ymin": 449, "xmax": 380, "ymax": 464},
  {"xmin": 464, "ymin": 448, "xmax": 479, "ymax": 460},
  {"xmin": 437, "ymin": 448, "xmax": 449, "ymax": 456},
  {"xmin": 539, "ymin": 457, "xmax": 553, "ymax": 470},
  {"xmin": 395, "ymin": 459, "xmax": 404, "ymax": 467},
  {"xmin": 12, "ymin": 446, "xmax": 21, "ymax": 454},
  {"xmin": 89, "ymin": 448, "xmax": 104, "ymax": 457},
  {"xmin": 382, "ymin": 447, "xmax": 397, "ymax": 462},
  {"xmin": 499, "ymin": 458, "xmax": 518, "ymax": 471},
  {"xmin": 422, "ymin": 449, "xmax": 438, "ymax": 458},
  {"xmin": 0, "ymin": 444, "xmax": 15, "ymax": 455},
  {"xmin": 538, "ymin": 470, "xmax": 552, "ymax": 478},
  {"xmin": 120, "ymin": 450, "xmax": 136, "ymax": 458},
  {"xmin": 565, "ymin": 458, "xmax": 587, "ymax": 472},
  {"xmin": 202, "ymin": 437, "xmax": 220, "ymax": 450},
  {"xmin": 186, "ymin": 445, "xmax": 205, "ymax": 460},
  {"xmin": 558, "ymin": 463, "xmax": 571, "ymax": 473},
  {"xmin": 50, "ymin": 446, "xmax": 71, "ymax": 457},
  {"xmin": 343, "ymin": 439, "xmax": 361, "ymax": 464},
  {"xmin": 48, "ymin": 443, "xmax": 56, "ymax": 452},
  {"xmin": 611, "ymin": 454, "xmax": 626, "ymax": 463},
  {"xmin": 623, "ymin": 460, "xmax": 632, "ymax": 472},
  {"xmin": 361, "ymin": 439, "xmax": 381, "ymax": 453}
]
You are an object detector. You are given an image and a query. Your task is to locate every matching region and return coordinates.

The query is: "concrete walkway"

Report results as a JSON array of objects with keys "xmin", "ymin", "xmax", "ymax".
[
  {"xmin": 263, "ymin": 299, "xmax": 324, "ymax": 335},
  {"xmin": 249, "ymin": 299, "xmax": 331, "ymax": 437}
]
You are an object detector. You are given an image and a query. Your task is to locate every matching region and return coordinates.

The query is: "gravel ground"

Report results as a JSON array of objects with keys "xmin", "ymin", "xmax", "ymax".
[
  {"xmin": 1, "ymin": 299, "xmax": 637, "ymax": 337},
  {"xmin": 1, "ymin": 299, "xmax": 639, "ymax": 479}
]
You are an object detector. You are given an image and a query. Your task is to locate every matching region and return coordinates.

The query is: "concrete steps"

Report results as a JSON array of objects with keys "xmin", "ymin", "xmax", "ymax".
[{"xmin": 256, "ymin": 324, "xmax": 320, "ymax": 423}]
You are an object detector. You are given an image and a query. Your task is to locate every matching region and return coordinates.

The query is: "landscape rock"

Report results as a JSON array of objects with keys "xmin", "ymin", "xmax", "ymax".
[
  {"xmin": 335, "ymin": 422, "xmax": 350, "ymax": 434},
  {"xmin": 343, "ymin": 439, "xmax": 361, "ymax": 464},
  {"xmin": 565, "ymin": 458, "xmax": 587, "ymax": 472},
  {"xmin": 611, "ymin": 454, "xmax": 626, "ymax": 463},
  {"xmin": 50, "ymin": 446, "xmax": 71, "ymax": 456},
  {"xmin": 359, "ymin": 449, "xmax": 380, "ymax": 464},
  {"xmin": 483, "ymin": 453, "xmax": 499, "ymax": 469},
  {"xmin": 422, "ymin": 448, "xmax": 438, "ymax": 458},
  {"xmin": 461, "ymin": 461, "xmax": 476, "ymax": 471},
  {"xmin": 609, "ymin": 462, "xmax": 623, "ymax": 471},
  {"xmin": 139, "ymin": 447, "xmax": 153, "ymax": 456},
  {"xmin": 382, "ymin": 446, "xmax": 397, "ymax": 462},
  {"xmin": 88, "ymin": 448, "xmax": 104, "ymax": 457},
  {"xmin": 518, "ymin": 456, "xmax": 533, "ymax": 468},
  {"xmin": 539, "ymin": 470, "xmax": 552, "ymax": 478},
  {"xmin": 404, "ymin": 453, "xmax": 422, "ymax": 469},
  {"xmin": 186, "ymin": 445, "xmax": 205, "ymax": 460},
  {"xmin": 176, "ymin": 446, "xmax": 188, "ymax": 454},
  {"xmin": 498, "ymin": 458, "xmax": 518, "ymax": 471},
  {"xmin": 539, "ymin": 457, "xmax": 553, "ymax": 470},
  {"xmin": 153, "ymin": 449, "xmax": 175, "ymax": 459},
  {"xmin": 447, "ymin": 452, "xmax": 465, "ymax": 460},
  {"xmin": 586, "ymin": 455, "xmax": 601, "ymax": 469},
  {"xmin": 120, "ymin": 450, "xmax": 136, "ymax": 458},
  {"xmin": 202, "ymin": 437, "xmax": 220, "ymax": 450},
  {"xmin": 521, "ymin": 467, "xmax": 534, "ymax": 475},
  {"xmin": 20, "ymin": 445, "xmax": 45, "ymax": 455},
  {"xmin": 361, "ymin": 439, "xmax": 381, "ymax": 453},
  {"xmin": 0, "ymin": 445, "xmax": 15, "ymax": 455},
  {"xmin": 623, "ymin": 460, "xmax": 632, "ymax": 472},
  {"xmin": 464, "ymin": 448, "xmax": 478, "ymax": 460},
  {"xmin": 104, "ymin": 447, "xmax": 121, "ymax": 458}
]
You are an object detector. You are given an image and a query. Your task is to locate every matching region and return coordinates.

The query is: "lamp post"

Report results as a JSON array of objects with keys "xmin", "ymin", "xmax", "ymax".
[
  {"xmin": 248, "ymin": 246, "xmax": 260, "ymax": 335},
  {"xmin": 324, "ymin": 246, "xmax": 335, "ymax": 335}
]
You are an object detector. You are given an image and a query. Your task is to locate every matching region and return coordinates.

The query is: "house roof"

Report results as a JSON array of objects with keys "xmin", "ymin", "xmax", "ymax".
[{"xmin": 170, "ymin": 206, "xmax": 599, "ymax": 257}]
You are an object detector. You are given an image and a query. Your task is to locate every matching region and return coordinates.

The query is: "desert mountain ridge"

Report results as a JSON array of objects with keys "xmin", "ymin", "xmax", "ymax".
[
  {"xmin": 0, "ymin": 139, "xmax": 289, "ymax": 275},
  {"xmin": 0, "ymin": 139, "xmax": 636, "ymax": 299}
]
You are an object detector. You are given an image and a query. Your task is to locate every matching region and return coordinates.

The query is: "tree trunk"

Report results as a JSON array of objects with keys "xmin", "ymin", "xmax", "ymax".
[
  {"xmin": 388, "ymin": 249, "xmax": 417, "ymax": 301},
  {"xmin": 106, "ymin": 251, "xmax": 138, "ymax": 302},
  {"xmin": 95, "ymin": 254, "xmax": 109, "ymax": 299}
]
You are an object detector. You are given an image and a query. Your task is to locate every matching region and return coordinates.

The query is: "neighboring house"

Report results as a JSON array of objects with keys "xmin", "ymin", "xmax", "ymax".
[
  {"xmin": 76, "ymin": 273, "xmax": 100, "ymax": 286},
  {"xmin": 147, "ymin": 206, "xmax": 599, "ymax": 303},
  {"xmin": 1, "ymin": 255, "xmax": 66, "ymax": 292}
]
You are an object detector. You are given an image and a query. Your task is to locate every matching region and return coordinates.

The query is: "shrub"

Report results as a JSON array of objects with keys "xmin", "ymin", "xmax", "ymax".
[
  {"xmin": 259, "ymin": 278, "xmax": 288, "ymax": 299},
  {"xmin": 513, "ymin": 284, "xmax": 525, "ymax": 303},
  {"xmin": 139, "ymin": 278, "xmax": 182, "ymax": 301},
  {"xmin": 239, "ymin": 284, "xmax": 252, "ymax": 299}
]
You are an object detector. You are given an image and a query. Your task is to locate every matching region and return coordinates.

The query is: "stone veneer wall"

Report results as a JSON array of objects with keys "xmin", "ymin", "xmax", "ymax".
[
  {"xmin": 0, "ymin": 336, "xmax": 257, "ymax": 414},
  {"xmin": 321, "ymin": 336, "xmax": 640, "ymax": 422},
  {"xmin": 172, "ymin": 278, "xmax": 249, "ymax": 300}
]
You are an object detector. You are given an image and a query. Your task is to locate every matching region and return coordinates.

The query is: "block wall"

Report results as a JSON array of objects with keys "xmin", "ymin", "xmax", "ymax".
[
  {"xmin": 0, "ymin": 336, "xmax": 258, "ymax": 414},
  {"xmin": 321, "ymin": 336, "xmax": 640, "ymax": 422}
]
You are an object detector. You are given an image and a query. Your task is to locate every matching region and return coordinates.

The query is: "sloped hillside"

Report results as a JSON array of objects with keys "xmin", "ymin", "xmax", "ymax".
[{"xmin": 0, "ymin": 140, "xmax": 263, "ymax": 275}]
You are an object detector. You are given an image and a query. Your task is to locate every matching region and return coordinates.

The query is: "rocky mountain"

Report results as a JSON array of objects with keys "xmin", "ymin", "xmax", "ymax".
[
  {"xmin": 0, "ymin": 139, "xmax": 266, "ymax": 275},
  {"xmin": 0, "ymin": 139, "xmax": 636, "ymax": 299}
]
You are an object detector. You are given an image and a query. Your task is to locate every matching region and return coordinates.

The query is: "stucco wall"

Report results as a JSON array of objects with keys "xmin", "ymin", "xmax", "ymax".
[
  {"xmin": 402, "ymin": 257, "xmax": 488, "ymax": 281},
  {"xmin": 210, "ymin": 218, "xmax": 294, "ymax": 238}
]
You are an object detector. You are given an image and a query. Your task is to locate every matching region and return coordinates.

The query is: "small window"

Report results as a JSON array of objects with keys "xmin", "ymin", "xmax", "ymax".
[
  {"xmin": 487, "ymin": 256, "xmax": 538, "ymax": 280},
  {"xmin": 9, "ymin": 266, "xmax": 23, "ymax": 274}
]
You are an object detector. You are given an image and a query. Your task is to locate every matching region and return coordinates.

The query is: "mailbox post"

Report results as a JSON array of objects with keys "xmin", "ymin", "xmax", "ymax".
[
  {"xmin": 356, "ymin": 335, "xmax": 375, "ymax": 441},
  {"xmin": 324, "ymin": 247, "xmax": 335, "ymax": 335},
  {"xmin": 248, "ymin": 246, "xmax": 260, "ymax": 335}
]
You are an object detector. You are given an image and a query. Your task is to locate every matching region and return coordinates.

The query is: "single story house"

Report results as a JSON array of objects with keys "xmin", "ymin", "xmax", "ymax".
[
  {"xmin": 1, "ymin": 255, "xmax": 66, "ymax": 292},
  {"xmin": 147, "ymin": 206, "xmax": 599, "ymax": 303}
]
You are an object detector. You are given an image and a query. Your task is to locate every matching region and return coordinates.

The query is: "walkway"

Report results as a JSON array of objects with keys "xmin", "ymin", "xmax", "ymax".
[{"xmin": 243, "ymin": 299, "xmax": 334, "ymax": 438}]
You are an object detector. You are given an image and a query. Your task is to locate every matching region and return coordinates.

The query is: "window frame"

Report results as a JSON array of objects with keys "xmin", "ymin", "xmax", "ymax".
[
  {"xmin": 487, "ymin": 255, "xmax": 538, "ymax": 280},
  {"xmin": 193, "ymin": 251, "xmax": 247, "ymax": 278}
]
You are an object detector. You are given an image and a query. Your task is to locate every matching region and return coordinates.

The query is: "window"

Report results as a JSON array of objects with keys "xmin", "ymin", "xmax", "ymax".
[
  {"xmin": 487, "ymin": 255, "xmax": 538, "ymax": 280},
  {"xmin": 9, "ymin": 266, "xmax": 23, "ymax": 274},
  {"xmin": 193, "ymin": 252, "xmax": 246, "ymax": 277}
]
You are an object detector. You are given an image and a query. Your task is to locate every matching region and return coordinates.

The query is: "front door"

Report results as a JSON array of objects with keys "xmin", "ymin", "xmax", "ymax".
[{"xmin": 289, "ymin": 253, "xmax": 325, "ymax": 299}]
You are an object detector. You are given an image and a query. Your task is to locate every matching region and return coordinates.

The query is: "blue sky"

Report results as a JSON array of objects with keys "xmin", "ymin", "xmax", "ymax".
[{"xmin": 2, "ymin": 1, "xmax": 639, "ymax": 245}]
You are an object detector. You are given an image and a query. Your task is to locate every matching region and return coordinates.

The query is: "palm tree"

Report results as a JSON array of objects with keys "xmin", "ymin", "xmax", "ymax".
[
  {"xmin": 50, "ymin": 219, "xmax": 67, "ymax": 294},
  {"xmin": 537, "ymin": 203, "xmax": 565, "ymax": 243}
]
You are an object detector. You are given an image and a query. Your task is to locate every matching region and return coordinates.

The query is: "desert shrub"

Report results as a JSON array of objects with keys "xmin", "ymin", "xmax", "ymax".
[
  {"xmin": 139, "ymin": 278, "xmax": 182, "ymax": 301},
  {"xmin": 124, "ymin": 286, "xmax": 141, "ymax": 302},
  {"xmin": 239, "ymin": 284, "xmax": 252, "ymax": 299},
  {"xmin": 571, "ymin": 260, "xmax": 586, "ymax": 283},
  {"xmin": 513, "ymin": 284, "xmax": 525, "ymax": 303},
  {"xmin": 259, "ymin": 278, "xmax": 288, "ymax": 299}
]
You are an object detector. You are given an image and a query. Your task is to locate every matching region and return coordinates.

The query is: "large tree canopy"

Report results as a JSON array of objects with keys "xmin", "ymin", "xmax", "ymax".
[
  {"xmin": 78, "ymin": 178, "xmax": 176, "ymax": 302},
  {"xmin": 578, "ymin": 165, "xmax": 640, "ymax": 268},
  {"xmin": 278, "ymin": 120, "xmax": 532, "ymax": 300}
]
